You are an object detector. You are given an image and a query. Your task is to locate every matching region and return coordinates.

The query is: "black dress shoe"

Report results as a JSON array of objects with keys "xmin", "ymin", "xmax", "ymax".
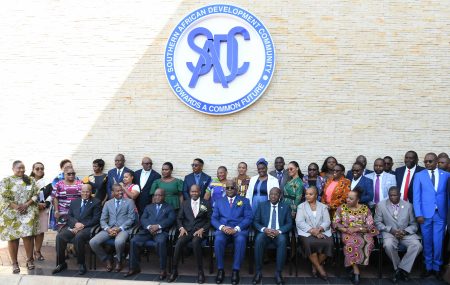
[
  {"xmin": 216, "ymin": 269, "xmax": 225, "ymax": 284},
  {"xmin": 78, "ymin": 264, "xmax": 87, "ymax": 275},
  {"xmin": 435, "ymin": 270, "xmax": 443, "ymax": 281},
  {"xmin": 231, "ymin": 270, "xmax": 240, "ymax": 285},
  {"xmin": 275, "ymin": 272, "xmax": 284, "ymax": 285},
  {"xmin": 399, "ymin": 269, "xmax": 410, "ymax": 281},
  {"xmin": 124, "ymin": 268, "xmax": 141, "ymax": 277},
  {"xmin": 159, "ymin": 271, "xmax": 167, "ymax": 280},
  {"xmin": 52, "ymin": 263, "xmax": 67, "ymax": 274},
  {"xmin": 422, "ymin": 270, "xmax": 433, "ymax": 278},
  {"xmin": 391, "ymin": 269, "xmax": 400, "ymax": 283},
  {"xmin": 252, "ymin": 272, "xmax": 262, "ymax": 284},
  {"xmin": 168, "ymin": 270, "xmax": 178, "ymax": 282},
  {"xmin": 197, "ymin": 270, "xmax": 205, "ymax": 284}
]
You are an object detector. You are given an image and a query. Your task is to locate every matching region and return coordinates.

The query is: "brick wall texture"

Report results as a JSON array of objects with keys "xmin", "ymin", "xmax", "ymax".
[{"xmin": 0, "ymin": 1, "xmax": 449, "ymax": 179}]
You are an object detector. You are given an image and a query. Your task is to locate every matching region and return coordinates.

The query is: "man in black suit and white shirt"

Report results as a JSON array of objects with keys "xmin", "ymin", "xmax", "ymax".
[
  {"xmin": 168, "ymin": 184, "xmax": 212, "ymax": 283},
  {"xmin": 134, "ymin": 156, "xmax": 161, "ymax": 216},
  {"xmin": 52, "ymin": 184, "xmax": 101, "ymax": 275},
  {"xmin": 394, "ymin": 150, "xmax": 425, "ymax": 202}
]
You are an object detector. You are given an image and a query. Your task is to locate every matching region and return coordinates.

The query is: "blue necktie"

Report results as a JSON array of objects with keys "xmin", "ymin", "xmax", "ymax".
[
  {"xmin": 115, "ymin": 200, "xmax": 120, "ymax": 213},
  {"xmin": 431, "ymin": 170, "xmax": 435, "ymax": 188},
  {"xmin": 80, "ymin": 200, "xmax": 87, "ymax": 215},
  {"xmin": 156, "ymin": 204, "xmax": 161, "ymax": 215},
  {"xmin": 195, "ymin": 174, "xmax": 200, "ymax": 185},
  {"xmin": 271, "ymin": 206, "xmax": 277, "ymax": 229}
]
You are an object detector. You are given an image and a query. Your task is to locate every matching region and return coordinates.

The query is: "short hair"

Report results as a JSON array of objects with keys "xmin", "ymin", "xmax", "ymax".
[
  {"xmin": 112, "ymin": 183, "xmax": 122, "ymax": 191},
  {"xmin": 275, "ymin": 156, "xmax": 285, "ymax": 162},
  {"xmin": 217, "ymin": 166, "xmax": 228, "ymax": 172},
  {"xmin": 163, "ymin": 162, "xmax": 174, "ymax": 170},
  {"xmin": 238, "ymin": 161, "xmax": 248, "ymax": 168},
  {"xmin": 406, "ymin": 150, "xmax": 419, "ymax": 161},
  {"xmin": 93, "ymin": 158, "xmax": 105, "ymax": 170},
  {"xmin": 438, "ymin": 152, "xmax": 449, "ymax": 159},
  {"xmin": 352, "ymin": 161, "xmax": 364, "ymax": 169},
  {"xmin": 30, "ymin": 162, "xmax": 44, "ymax": 177},
  {"xmin": 384, "ymin": 156, "xmax": 393, "ymax": 161},
  {"xmin": 388, "ymin": 186, "xmax": 400, "ymax": 195},
  {"xmin": 194, "ymin": 158, "xmax": 204, "ymax": 165},
  {"xmin": 59, "ymin": 159, "xmax": 72, "ymax": 169},
  {"xmin": 321, "ymin": 156, "xmax": 337, "ymax": 173},
  {"xmin": 305, "ymin": 186, "xmax": 318, "ymax": 196},
  {"xmin": 374, "ymin": 158, "xmax": 384, "ymax": 164},
  {"xmin": 352, "ymin": 186, "xmax": 363, "ymax": 200},
  {"xmin": 12, "ymin": 160, "xmax": 23, "ymax": 168}
]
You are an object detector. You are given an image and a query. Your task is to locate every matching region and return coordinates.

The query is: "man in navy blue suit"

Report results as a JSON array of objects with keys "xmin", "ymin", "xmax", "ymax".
[
  {"xmin": 395, "ymin": 150, "xmax": 425, "ymax": 202},
  {"xmin": 350, "ymin": 162, "xmax": 373, "ymax": 205},
  {"xmin": 252, "ymin": 187, "xmax": 292, "ymax": 285},
  {"xmin": 182, "ymin": 158, "xmax": 211, "ymax": 199},
  {"xmin": 346, "ymin": 155, "xmax": 373, "ymax": 180},
  {"xmin": 133, "ymin": 156, "xmax": 161, "ymax": 216},
  {"xmin": 413, "ymin": 152, "xmax": 450, "ymax": 280},
  {"xmin": 106, "ymin": 154, "xmax": 133, "ymax": 199},
  {"xmin": 211, "ymin": 181, "xmax": 253, "ymax": 285}
]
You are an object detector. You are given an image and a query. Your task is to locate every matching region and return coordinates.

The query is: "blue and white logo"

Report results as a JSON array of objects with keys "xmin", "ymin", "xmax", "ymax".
[{"xmin": 165, "ymin": 4, "xmax": 275, "ymax": 115}]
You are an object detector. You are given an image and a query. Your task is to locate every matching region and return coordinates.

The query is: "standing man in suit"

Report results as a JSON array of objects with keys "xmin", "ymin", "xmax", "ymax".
[
  {"xmin": 52, "ymin": 184, "xmax": 101, "ymax": 275},
  {"xmin": 212, "ymin": 181, "xmax": 253, "ymax": 285},
  {"xmin": 346, "ymin": 155, "xmax": 373, "ymax": 180},
  {"xmin": 134, "ymin": 156, "xmax": 161, "ymax": 216},
  {"xmin": 106, "ymin": 154, "xmax": 133, "ymax": 199},
  {"xmin": 89, "ymin": 184, "xmax": 136, "ymax": 272},
  {"xmin": 413, "ymin": 152, "xmax": 450, "ymax": 279},
  {"xmin": 269, "ymin": 157, "xmax": 291, "ymax": 191},
  {"xmin": 124, "ymin": 188, "xmax": 176, "ymax": 280},
  {"xmin": 350, "ymin": 162, "xmax": 374, "ymax": 205},
  {"xmin": 252, "ymin": 187, "xmax": 292, "ymax": 285},
  {"xmin": 365, "ymin": 158, "xmax": 396, "ymax": 210},
  {"xmin": 374, "ymin": 186, "xmax": 422, "ymax": 282},
  {"xmin": 395, "ymin": 150, "xmax": 425, "ymax": 202},
  {"xmin": 168, "ymin": 184, "xmax": 212, "ymax": 283},
  {"xmin": 383, "ymin": 156, "xmax": 395, "ymax": 174},
  {"xmin": 183, "ymin": 158, "xmax": 212, "ymax": 200}
]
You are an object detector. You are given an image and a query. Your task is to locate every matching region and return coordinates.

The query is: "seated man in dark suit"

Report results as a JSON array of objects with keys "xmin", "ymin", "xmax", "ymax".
[
  {"xmin": 182, "ymin": 158, "xmax": 212, "ymax": 199},
  {"xmin": 124, "ymin": 188, "xmax": 176, "ymax": 280},
  {"xmin": 212, "ymin": 180, "xmax": 253, "ymax": 285},
  {"xmin": 168, "ymin": 184, "xmax": 212, "ymax": 283},
  {"xmin": 52, "ymin": 184, "xmax": 101, "ymax": 275},
  {"xmin": 350, "ymin": 162, "xmax": 373, "ymax": 205},
  {"xmin": 253, "ymin": 187, "xmax": 292, "ymax": 285},
  {"xmin": 89, "ymin": 184, "xmax": 136, "ymax": 272}
]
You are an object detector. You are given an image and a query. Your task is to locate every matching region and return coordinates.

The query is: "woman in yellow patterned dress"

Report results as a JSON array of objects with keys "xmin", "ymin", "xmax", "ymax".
[{"xmin": 0, "ymin": 160, "xmax": 40, "ymax": 273}]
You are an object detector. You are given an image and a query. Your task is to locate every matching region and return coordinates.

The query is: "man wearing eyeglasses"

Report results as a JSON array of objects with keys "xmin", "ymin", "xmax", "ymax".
[
  {"xmin": 346, "ymin": 155, "xmax": 373, "ymax": 180},
  {"xmin": 133, "ymin": 157, "xmax": 161, "ymax": 216},
  {"xmin": 350, "ymin": 162, "xmax": 374, "ymax": 205},
  {"xmin": 413, "ymin": 153, "xmax": 450, "ymax": 280},
  {"xmin": 106, "ymin": 154, "xmax": 134, "ymax": 199},
  {"xmin": 182, "ymin": 158, "xmax": 211, "ymax": 200}
]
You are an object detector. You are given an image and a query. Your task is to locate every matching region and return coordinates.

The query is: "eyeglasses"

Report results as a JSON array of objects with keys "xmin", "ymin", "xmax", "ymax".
[
  {"xmin": 34, "ymin": 167, "xmax": 44, "ymax": 171},
  {"xmin": 66, "ymin": 172, "xmax": 76, "ymax": 176},
  {"xmin": 287, "ymin": 168, "xmax": 296, "ymax": 171},
  {"xmin": 225, "ymin": 186, "xmax": 235, "ymax": 190},
  {"xmin": 191, "ymin": 164, "xmax": 201, "ymax": 167},
  {"xmin": 424, "ymin": 160, "xmax": 434, "ymax": 164},
  {"xmin": 308, "ymin": 168, "xmax": 318, "ymax": 171}
]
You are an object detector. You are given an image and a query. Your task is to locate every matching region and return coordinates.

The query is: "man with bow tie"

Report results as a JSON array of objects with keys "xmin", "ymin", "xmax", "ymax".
[
  {"xmin": 52, "ymin": 184, "xmax": 101, "ymax": 275},
  {"xmin": 374, "ymin": 186, "xmax": 422, "ymax": 283},
  {"xmin": 252, "ymin": 187, "xmax": 292, "ymax": 285},
  {"xmin": 124, "ymin": 188, "xmax": 176, "ymax": 280},
  {"xmin": 212, "ymin": 180, "xmax": 253, "ymax": 285},
  {"xmin": 168, "ymin": 184, "xmax": 212, "ymax": 283}
]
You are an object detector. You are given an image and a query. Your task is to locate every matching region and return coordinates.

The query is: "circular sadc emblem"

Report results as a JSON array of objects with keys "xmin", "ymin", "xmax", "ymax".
[{"xmin": 165, "ymin": 4, "xmax": 275, "ymax": 115}]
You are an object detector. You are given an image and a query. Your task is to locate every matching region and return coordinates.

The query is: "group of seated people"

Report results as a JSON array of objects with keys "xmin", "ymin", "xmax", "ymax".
[{"xmin": 1, "ymin": 150, "xmax": 450, "ymax": 285}]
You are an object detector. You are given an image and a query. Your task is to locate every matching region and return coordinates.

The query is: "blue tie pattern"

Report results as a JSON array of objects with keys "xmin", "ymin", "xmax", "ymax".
[{"xmin": 271, "ymin": 205, "xmax": 277, "ymax": 229}]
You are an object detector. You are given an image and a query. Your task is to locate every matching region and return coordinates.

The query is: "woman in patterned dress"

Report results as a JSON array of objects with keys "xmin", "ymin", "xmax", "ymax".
[
  {"xmin": 53, "ymin": 166, "xmax": 82, "ymax": 229},
  {"xmin": 321, "ymin": 163, "xmax": 351, "ymax": 219},
  {"xmin": 320, "ymin": 156, "xmax": 337, "ymax": 183},
  {"xmin": 204, "ymin": 166, "xmax": 228, "ymax": 207},
  {"xmin": 283, "ymin": 161, "xmax": 304, "ymax": 218},
  {"xmin": 0, "ymin": 160, "xmax": 40, "ymax": 273},
  {"xmin": 233, "ymin": 162, "xmax": 250, "ymax": 197},
  {"xmin": 332, "ymin": 188, "xmax": 379, "ymax": 285}
]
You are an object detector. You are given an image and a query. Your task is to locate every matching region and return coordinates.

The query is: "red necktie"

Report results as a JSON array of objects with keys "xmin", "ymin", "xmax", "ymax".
[
  {"xmin": 403, "ymin": 169, "xmax": 411, "ymax": 201},
  {"xmin": 229, "ymin": 198, "xmax": 233, "ymax": 208}
]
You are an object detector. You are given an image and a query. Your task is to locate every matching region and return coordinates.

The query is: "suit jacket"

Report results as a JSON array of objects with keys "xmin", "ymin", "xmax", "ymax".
[
  {"xmin": 182, "ymin": 172, "xmax": 212, "ymax": 200},
  {"xmin": 67, "ymin": 197, "xmax": 101, "ymax": 229},
  {"xmin": 177, "ymin": 199, "xmax": 211, "ymax": 233},
  {"xmin": 211, "ymin": 196, "xmax": 253, "ymax": 232},
  {"xmin": 394, "ymin": 165, "xmax": 425, "ymax": 202},
  {"xmin": 352, "ymin": 176, "xmax": 374, "ymax": 204},
  {"xmin": 374, "ymin": 199, "xmax": 420, "ymax": 240},
  {"xmin": 100, "ymin": 198, "xmax": 136, "ymax": 233},
  {"xmin": 413, "ymin": 168, "xmax": 450, "ymax": 219},
  {"xmin": 246, "ymin": 175, "xmax": 280, "ymax": 206},
  {"xmin": 138, "ymin": 202, "xmax": 176, "ymax": 234},
  {"xmin": 253, "ymin": 200, "xmax": 292, "ymax": 234},
  {"xmin": 365, "ymin": 172, "xmax": 397, "ymax": 203},
  {"xmin": 296, "ymin": 201, "xmax": 332, "ymax": 237},
  {"xmin": 346, "ymin": 169, "xmax": 373, "ymax": 180},
  {"xmin": 106, "ymin": 167, "xmax": 134, "ymax": 198},
  {"xmin": 269, "ymin": 169, "xmax": 291, "ymax": 191},
  {"xmin": 133, "ymin": 169, "xmax": 161, "ymax": 215}
]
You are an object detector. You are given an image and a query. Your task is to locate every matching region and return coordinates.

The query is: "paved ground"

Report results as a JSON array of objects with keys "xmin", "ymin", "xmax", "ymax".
[{"xmin": 0, "ymin": 232, "xmax": 446, "ymax": 284}]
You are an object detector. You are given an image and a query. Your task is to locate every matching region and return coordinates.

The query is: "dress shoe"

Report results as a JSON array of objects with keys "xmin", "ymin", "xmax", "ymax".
[
  {"xmin": 105, "ymin": 259, "xmax": 114, "ymax": 272},
  {"xmin": 124, "ymin": 268, "xmax": 141, "ymax": 277},
  {"xmin": 168, "ymin": 270, "xmax": 178, "ymax": 282},
  {"xmin": 252, "ymin": 272, "xmax": 262, "ymax": 284},
  {"xmin": 159, "ymin": 271, "xmax": 167, "ymax": 280},
  {"xmin": 216, "ymin": 269, "xmax": 225, "ymax": 284},
  {"xmin": 391, "ymin": 269, "xmax": 400, "ymax": 283},
  {"xmin": 435, "ymin": 270, "xmax": 443, "ymax": 281},
  {"xmin": 197, "ymin": 270, "xmax": 205, "ymax": 284},
  {"xmin": 52, "ymin": 263, "xmax": 67, "ymax": 274},
  {"xmin": 275, "ymin": 272, "xmax": 284, "ymax": 285},
  {"xmin": 399, "ymin": 269, "xmax": 410, "ymax": 281},
  {"xmin": 421, "ymin": 269, "xmax": 433, "ymax": 278},
  {"xmin": 114, "ymin": 261, "xmax": 122, "ymax": 272},
  {"xmin": 78, "ymin": 264, "xmax": 87, "ymax": 275},
  {"xmin": 231, "ymin": 270, "xmax": 240, "ymax": 285}
]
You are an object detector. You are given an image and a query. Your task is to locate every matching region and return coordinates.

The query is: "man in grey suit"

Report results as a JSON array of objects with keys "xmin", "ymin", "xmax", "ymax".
[
  {"xmin": 89, "ymin": 184, "xmax": 136, "ymax": 272},
  {"xmin": 269, "ymin": 157, "xmax": 291, "ymax": 190},
  {"xmin": 374, "ymin": 186, "xmax": 422, "ymax": 283},
  {"xmin": 365, "ymin": 158, "xmax": 397, "ymax": 210}
]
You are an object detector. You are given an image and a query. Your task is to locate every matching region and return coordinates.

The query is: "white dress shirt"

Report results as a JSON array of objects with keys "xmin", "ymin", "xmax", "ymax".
[
  {"xmin": 400, "ymin": 165, "xmax": 416, "ymax": 198},
  {"xmin": 139, "ymin": 169, "xmax": 152, "ymax": 188},
  {"xmin": 428, "ymin": 168, "xmax": 439, "ymax": 191},
  {"xmin": 351, "ymin": 176, "xmax": 362, "ymax": 190}
]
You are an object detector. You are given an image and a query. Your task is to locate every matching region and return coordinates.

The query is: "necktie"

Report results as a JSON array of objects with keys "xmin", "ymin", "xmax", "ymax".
[
  {"xmin": 271, "ymin": 205, "xmax": 277, "ymax": 229},
  {"xmin": 374, "ymin": 174, "xmax": 380, "ymax": 203},
  {"xmin": 229, "ymin": 198, "xmax": 233, "ymax": 208},
  {"xmin": 80, "ymin": 199, "xmax": 87, "ymax": 214},
  {"xmin": 277, "ymin": 171, "xmax": 283, "ymax": 185},
  {"xmin": 193, "ymin": 201, "xmax": 198, "ymax": 217},
  {"xmin": 431, "ymin": 170, "xmax": 435, "ymax": 188},
  {"xmin": 115, "ymin": 200, "xmax": 120, "ymax": 213},
  {"xmin": 403, "ymin": 169, "xmax": 411, "ymax": 201},
  {"xmin": 195, "ymin": 174, "xmax": 200, "ymax": 185},
  {"xmin": 117, "ymin": 169, "xmax": 120, "ymax": 178},
  {"xmin": 156, "ymin": 204, "xmax": 161, "ymax": 215}
]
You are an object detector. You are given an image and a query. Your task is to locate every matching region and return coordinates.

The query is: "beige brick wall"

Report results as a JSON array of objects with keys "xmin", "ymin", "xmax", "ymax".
[{"xmin": 0, "ymin": 1, "xmax": 449, "ymax": 180}]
